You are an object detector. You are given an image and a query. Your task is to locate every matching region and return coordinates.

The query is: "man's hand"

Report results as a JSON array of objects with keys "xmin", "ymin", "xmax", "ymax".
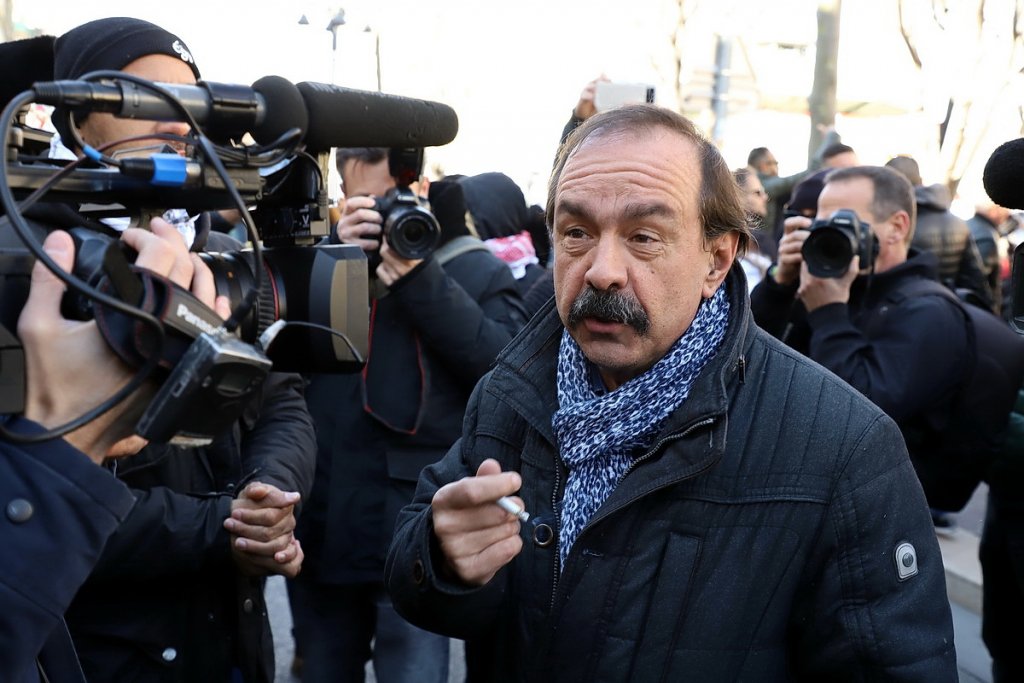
[
  {"xmin": 225, "ymin": 481, "xmax": 303, "ymax": 578},
  {"xmin": 18, "ymin": 221, "xmax": 228, "ymax": 463},
  {"xmin": 431, "ymin": 459, "xmax": 525, "ymax": 586},
  {"xmin": 375, "ymin": 238, "xmax": 422, "ymax": 286},
  {"xmin": 772, "ymin": 216, "xmax": 812, "ymax": 286},
  {"xmin": 573, "ymin": 75, "xmax": 609, "ymax": 121},
  {"xmin": 798, "ymin": 256, "xmax": 859, "ymax": 311},
  {"xmin": 335, "ymin": 195, "xmax": 383, "ymax": 252}
]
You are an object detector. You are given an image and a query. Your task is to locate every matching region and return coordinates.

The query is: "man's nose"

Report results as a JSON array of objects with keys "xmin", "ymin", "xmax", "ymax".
[{"xmin": 585, "ymin": 237, "xmax": 628, "ymax": 292}]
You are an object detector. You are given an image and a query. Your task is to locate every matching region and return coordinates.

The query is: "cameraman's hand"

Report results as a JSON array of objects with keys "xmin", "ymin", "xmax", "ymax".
[
  {"xmin": 19, "ymin": 224, "xmax": 229, "ymax": 463},
  {"xmin": 226, "ymin": 481, "xmax": 303, "ymax": 578},
  {"xmin": 376, "ymin": 238, "xmax": 422, "ymax": 287},
  {"xmin": 573, "ymin": 75, "xmax": 609, "ymax": 121},
  {"xmin": 124, "ymin": 218, "xmax": 230, "ymax": 317},
  {"xmin": 798, "ymin": 256, "xmax": 859, "ymax": 311},
  {"xmin": 772, "ymin": 216, "xmax": 812, "ymax": 286},
  {"xmin": 335, "ymin": 195, "xmax": 383, "ymax": 252}
]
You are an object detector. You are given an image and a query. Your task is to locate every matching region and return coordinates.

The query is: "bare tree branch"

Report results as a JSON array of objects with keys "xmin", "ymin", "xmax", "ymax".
[{"xmin": 898, "ymin": 0, "xmax": 924, "ymax": 69}]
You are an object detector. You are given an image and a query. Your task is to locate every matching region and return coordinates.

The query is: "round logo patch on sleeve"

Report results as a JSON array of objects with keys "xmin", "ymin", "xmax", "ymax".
[{"xmin": 894, "ymin": 542, "xmax": 919, "ymax": 581}]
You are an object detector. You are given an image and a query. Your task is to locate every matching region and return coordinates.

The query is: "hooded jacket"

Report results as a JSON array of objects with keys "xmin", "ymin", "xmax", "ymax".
[
  {"xmin": 911, "ymin": 184, "xmax": 991, "ymax": 306},
  {"xmin": 386, "ymin": 266, "xmax": 957, "ymax": 681}
]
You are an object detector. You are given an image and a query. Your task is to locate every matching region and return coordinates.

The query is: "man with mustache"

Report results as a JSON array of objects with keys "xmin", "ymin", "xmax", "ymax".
[{"xmin": 385, "ymin": 105, "xmax": 956, "ymax": 681}]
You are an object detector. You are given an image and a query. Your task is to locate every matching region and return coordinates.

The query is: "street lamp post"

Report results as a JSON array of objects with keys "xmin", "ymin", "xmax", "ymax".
[
  {"xmin": 363, "ymin": 25, "xmax": 381, "ymax": 92},
  {"xmin": 326, "ymin": 9, "xmax": 346, "ymax": 84}
]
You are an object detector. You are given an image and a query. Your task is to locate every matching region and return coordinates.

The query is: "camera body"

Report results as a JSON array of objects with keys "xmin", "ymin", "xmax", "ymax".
[
  {"xmin": 372, "ymin": 187, "xmax": 440, "ymax": 260},
  {"xmin": 801, "ymin": 208, "xmax": 879, "ymax": 278}
]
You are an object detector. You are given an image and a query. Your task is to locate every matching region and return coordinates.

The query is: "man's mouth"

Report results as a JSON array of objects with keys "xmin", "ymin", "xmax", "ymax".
[{"xmin": 582, "ymin": 317, "xmax": 627, "ymax": 334}]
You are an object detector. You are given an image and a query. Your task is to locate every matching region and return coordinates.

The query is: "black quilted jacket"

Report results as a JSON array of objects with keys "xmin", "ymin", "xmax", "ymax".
[{"xmin": 386, "ymin": 267, "xmax": 957, "ymax": 682}]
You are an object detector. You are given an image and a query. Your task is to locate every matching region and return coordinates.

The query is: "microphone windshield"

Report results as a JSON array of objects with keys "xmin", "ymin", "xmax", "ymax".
[
  {"xmin": 251, "ymin": 75, "xmax": 307, "ymax": 145},
  {"xmin": 983, "ymin": 138, "xmax": 1024, "ymax": 209},
  {"xmin": 296, "ymin": 82, "xmax": 458, "ymax": 151}
]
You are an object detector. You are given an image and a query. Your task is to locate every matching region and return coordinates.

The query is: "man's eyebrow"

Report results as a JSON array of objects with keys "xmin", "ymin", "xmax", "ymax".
[
  {"xmin": 556, "ymin": 199, "xmax": 594, "ymax": 222},
  {"xmin": 556, "ymin": 200, "xmax": 675, "ymax": 222},
  {"xmin": 622, "ymin": 202, "xmax": 674, "ymax": 220}
]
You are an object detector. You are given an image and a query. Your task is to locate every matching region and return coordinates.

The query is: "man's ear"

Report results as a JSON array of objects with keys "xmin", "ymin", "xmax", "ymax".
[
  {"xmin": 889, "ymin": 210, "xmax": 911, "ymax": 245},
  {"xmin": 702, "ymin": 232, "xmax": 739, "ymax": 298}
]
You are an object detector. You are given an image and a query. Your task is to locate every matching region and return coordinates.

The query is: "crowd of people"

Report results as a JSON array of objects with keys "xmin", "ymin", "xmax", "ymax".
[{"xmin": 2, "ymin": 14, "xmax": 1024, "ymax": 683}]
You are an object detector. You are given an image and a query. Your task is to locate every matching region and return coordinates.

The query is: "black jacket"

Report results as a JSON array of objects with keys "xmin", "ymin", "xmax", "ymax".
[
  {"xmin": 0, "ymin": 420, "xmax": 135, "ymax": 683},
  {"xmin": 64, "ymin": 371, "xmax": 315, "ymax": 683},
  {"xmin": 386, "ymin": 267, "xmax": 956, "ymax": 681},
  {"xmin": 911, "ymin": 184, "xmax": 991, "ymax": 306},
  {"xmin": 298, "ymin": 247, "xmax": 527, "ymax": 585},
  {"xmin": 750, "ymin": 249, "xmax": 968, "ymax": 424}
]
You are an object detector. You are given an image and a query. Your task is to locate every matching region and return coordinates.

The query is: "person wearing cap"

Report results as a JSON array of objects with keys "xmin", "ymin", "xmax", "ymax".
[{"xmin": 17, "ymin": 17, "xmax": 317, "ymax": 683}]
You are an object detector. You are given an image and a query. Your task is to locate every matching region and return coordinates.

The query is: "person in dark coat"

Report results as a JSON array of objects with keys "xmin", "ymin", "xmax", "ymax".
[
  {"xmin": 966, "ymin": 199, "xmax": 1010, "ymax": 315},
  {"xmin": 885, "ymin": 155, "xmax": 992, "ymax": 308},
  {"xmin": 289, "ymin": 147, "xmax": 527, "ymax": 682},
  {"xmin": 0, "ymin": 222, "xmax": 231, "ymax": 683},
  {"xmin": 385, "ymin": 106, "xmax": 956, "ymax": 681}
]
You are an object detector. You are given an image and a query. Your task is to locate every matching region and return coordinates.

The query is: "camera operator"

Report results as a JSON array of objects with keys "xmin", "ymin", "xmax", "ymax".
[
  {"xmin": 0, "ymin": 224, "xmax": 228, "ymax": 682},
  {"xmin": 288, "ymin": 147, "xmax": 527, "ymax": 682},
  {"xmin": 3, "ymin": 17, "xmax": 317, "ymax": 682}
]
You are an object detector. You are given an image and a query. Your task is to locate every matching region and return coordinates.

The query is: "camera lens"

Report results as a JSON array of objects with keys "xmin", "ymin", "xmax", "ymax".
[
  {"xmin": 802, "ymin": 227, "xmax": 856, "ymax": 278},
  {"xmin": 385, "ymin": 209, "xmax": 441, "ymax": 260}
]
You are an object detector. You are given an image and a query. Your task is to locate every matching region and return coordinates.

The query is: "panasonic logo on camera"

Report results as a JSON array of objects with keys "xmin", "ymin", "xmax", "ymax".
[{"xmin": 177, "ymin": 303, "xmax": 219, "ymax": 335}]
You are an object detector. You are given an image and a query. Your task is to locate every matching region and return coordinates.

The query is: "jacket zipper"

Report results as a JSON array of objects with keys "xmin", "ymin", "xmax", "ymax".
[
  {"xmin": 547, "ymin": 415, "xmax": 718, "ymax": 613},
  {"xmin": 548, "ymin": 456, "xmax": 563, "ymax": 613}
]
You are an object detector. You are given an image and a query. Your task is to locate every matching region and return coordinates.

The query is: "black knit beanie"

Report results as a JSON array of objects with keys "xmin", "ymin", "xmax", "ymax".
[{"xmin": 52, "ymin": 17, "xmax": 201, "ymax": 147}]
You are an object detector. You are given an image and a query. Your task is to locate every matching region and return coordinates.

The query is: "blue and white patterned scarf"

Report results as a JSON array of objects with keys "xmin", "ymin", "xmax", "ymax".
[{"xmin": 552, "ymin": 284, "xmax": 730, "ymax": 569}]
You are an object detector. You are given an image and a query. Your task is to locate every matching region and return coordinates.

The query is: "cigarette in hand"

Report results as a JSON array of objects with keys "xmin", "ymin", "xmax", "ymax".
[{"xmin": 496, "ymin": 496, "xmax": 529, "ymax": 523}]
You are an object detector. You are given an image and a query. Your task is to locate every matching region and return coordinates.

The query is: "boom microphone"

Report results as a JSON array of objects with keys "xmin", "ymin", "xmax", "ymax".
[
  {"xmin": 983, "ymin": 137, "xmax": 1024, "ymax": 209},
  {"xmin": 293, "ymin": 81, "xmax": 459, "ymax": 150},
  {"xmin": 30, "ymin": 76, "xmax": 459, "ymax": 151}
]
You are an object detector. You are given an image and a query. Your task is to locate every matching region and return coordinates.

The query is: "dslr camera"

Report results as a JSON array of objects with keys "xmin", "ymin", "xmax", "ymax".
[
  {"xmin": 373, "ymin": 188, "xmax": 440, "ymax": 260},
  {"xmin": 369, "ymin": 147, "xmax": 440, "ymax": 262},
  {"xmin": 801, "ymin": 208, "xmax": 878, "ymax": 278}
]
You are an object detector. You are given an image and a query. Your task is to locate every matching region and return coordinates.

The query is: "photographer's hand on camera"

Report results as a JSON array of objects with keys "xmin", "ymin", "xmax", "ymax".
[
  {"xmin": 771, "ymin": 215, "xmax": 812, "ymax": 286},
  {"xmin": 376, "ymin": 237, "xmax": 423, "ymax": 286},
  {"xmin": 798, "ymin": 256, "xmax": 859, "ymax": 311},
  {"xmin": 19, "ymin": 219, "xmax": 229, "ymax": 463},
  {"xmin": 336, "ymin": 194, "xmax": 384, "ymax": 252},
  {"xmin": 226, "ymin": 481, "xmax": 304, "ymax": 578}
]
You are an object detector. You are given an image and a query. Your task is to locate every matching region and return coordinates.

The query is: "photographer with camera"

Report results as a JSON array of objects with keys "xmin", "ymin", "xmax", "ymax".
[
  {"xmin": 288, "ymin": 147, "xmax": 527, "ymax": 682},
  {"xmin": 0, "ymin": 222, "xmax": 230, "ymax": 682},
  {"xmin": 750, "ymin": 165, "xmax": 1024, "ymax": 533},
  {"xmin": 0, "ymin": 18, "xmax": 318, "ymax": 682}
]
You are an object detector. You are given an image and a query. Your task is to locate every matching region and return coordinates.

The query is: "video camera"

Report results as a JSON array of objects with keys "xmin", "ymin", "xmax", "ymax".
[
  {"xmin": 0, "ymin": 73, "xmax": 458, "ymax": 445},
  {"xmin": 801, "ymin": 208, "xmax": 879, "ymax": 278}
]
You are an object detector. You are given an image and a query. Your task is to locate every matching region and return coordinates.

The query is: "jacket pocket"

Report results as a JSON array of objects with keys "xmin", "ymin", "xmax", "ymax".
[{"xmin": 630, "ymin": 532, "xmax": 701, "ymax": 678}]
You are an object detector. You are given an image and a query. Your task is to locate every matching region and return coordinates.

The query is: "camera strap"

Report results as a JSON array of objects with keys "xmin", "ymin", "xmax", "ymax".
[{"xmin": 92, "ymin": 258, "xmax": 226, "ymax": 373}]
